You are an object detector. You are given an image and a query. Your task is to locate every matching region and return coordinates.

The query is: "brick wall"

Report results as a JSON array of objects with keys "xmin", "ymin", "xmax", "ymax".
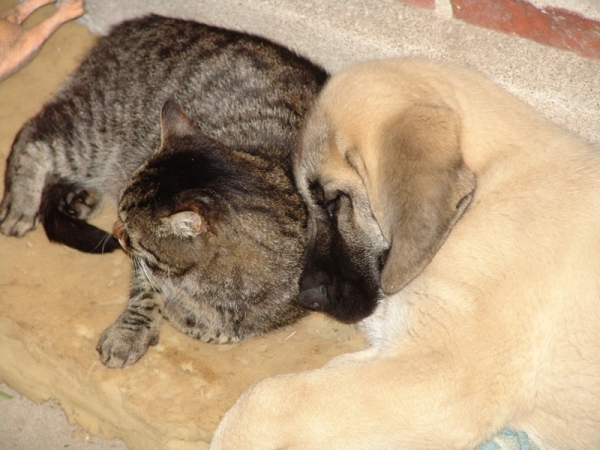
[{"xmin": 396, "ymin": 0, "xmax": 600, "ymax": 60}]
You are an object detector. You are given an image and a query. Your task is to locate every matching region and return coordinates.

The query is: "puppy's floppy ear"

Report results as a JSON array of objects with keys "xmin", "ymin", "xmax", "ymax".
[{"xmin": 379, "ymin": 104, "xmax": 476, "ymax": 294}]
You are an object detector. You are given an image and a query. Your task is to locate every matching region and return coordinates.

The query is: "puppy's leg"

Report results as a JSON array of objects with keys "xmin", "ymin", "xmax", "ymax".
[{"xmin": 211, "ymin": 351, "xmax": 513, "ymax": 450}]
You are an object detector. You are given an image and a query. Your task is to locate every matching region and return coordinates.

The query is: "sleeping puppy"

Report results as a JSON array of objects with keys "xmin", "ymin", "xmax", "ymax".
[{"xmin": 210, "ymin": 58, "xmax": 600, "ymax": 449}]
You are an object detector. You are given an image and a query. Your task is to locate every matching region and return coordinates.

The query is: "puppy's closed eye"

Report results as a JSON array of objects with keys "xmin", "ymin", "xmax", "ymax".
[
  {"xmin": 324, "ymin": 194, "xmax": 342, "ymax": 218},
  {"xmin": 309, "ymin": 183, "xmax": 341, "ymax": 219},
  {"xmin": 309, "ymin": 182, "xmax": 325, "ymax": 203}
]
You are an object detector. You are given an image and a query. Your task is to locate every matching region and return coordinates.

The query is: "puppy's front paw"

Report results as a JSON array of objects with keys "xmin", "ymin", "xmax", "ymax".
[
  {"xmin": 96, "ymin": 320, "xmax": 159, "ymax": 368},
  {"xmin": 0, "ymin": 194, "xmax": 38, "ymax": 237}
]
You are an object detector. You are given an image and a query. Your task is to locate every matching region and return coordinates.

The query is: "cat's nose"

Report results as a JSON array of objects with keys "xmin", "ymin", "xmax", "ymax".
[{"xmin": 112, "ymin": 219, "xmax": 127, "ymax": 249}]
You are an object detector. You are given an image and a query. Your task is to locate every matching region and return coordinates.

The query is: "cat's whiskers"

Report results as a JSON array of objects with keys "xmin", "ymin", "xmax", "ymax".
[
  {"xmin": 136, "ymin": 258, "xmax": 160, "ymax": 292},
  {"xmin": 82, "ymin": 230, "xmax": 116, "ymax": 254},
  {"xmin": 110, "ymin": 157, "xmax": 129, "ymax": 182},
  {"xmin": 165, "ymin": 266, "xmax": 174, "ymax": 285},
  {"xmin": 99, "ymin": 232, "xmax": 116, "ymax": 254}
]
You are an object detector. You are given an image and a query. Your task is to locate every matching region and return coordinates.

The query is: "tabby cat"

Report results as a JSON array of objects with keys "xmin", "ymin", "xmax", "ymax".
[{"xmin": 0, "ymin": 15, "xmax": 327, "ymax": 368}]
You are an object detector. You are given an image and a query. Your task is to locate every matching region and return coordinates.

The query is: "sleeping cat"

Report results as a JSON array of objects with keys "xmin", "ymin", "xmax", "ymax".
[{"xmin": 0, "ymin": 15, "xmax": 327, "ymax": 368}]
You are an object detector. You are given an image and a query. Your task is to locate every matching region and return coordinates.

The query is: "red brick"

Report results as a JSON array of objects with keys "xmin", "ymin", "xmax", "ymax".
[
  {"xmin": 451, "ymin": 0, "xmax": 600, "ymax": 60},
  {"xmin": 396, "ymin": 0, "xmax": 435, "ymax": 11}
]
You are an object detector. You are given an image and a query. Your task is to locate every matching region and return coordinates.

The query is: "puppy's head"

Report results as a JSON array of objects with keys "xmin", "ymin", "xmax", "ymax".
[{"xmin": 294, "ymin": 60, "xmax": 476, "ymax": 323}]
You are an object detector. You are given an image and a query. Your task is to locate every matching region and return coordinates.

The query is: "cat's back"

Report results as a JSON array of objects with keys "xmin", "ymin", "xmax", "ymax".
[
  {"xmin": 2, "ymin": 14, "xmax": 326, "ymax": 254},
  {"xmin": 55, "ymin": 15, "xmax": 326, "ymax": 161}
]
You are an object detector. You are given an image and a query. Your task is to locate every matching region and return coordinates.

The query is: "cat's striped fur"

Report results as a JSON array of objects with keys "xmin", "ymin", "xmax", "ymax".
[{"xmin": 0, "ymin": 15, "xmax": 327, "ymax": 367}]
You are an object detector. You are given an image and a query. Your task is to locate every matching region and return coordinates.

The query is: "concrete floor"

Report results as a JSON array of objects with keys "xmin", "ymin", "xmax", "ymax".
[{"xmin": 0, "ymin": 383, "xmax": 127, "ymax": 450}]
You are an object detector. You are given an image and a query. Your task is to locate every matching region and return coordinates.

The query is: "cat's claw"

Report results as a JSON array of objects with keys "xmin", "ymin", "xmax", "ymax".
[
  {"xmin": 62, "ymin": 188, "xmax": 102, "ymax": 219},
  {"xmin": 96, "ymin": 322, "xmax": 159, "ymax": 368}
]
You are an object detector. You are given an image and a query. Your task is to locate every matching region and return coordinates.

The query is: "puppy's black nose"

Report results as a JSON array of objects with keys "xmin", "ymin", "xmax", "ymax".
[
  {"xmin": 297, "ymin": 285, "xmax": 328, "ymax": 311},
  {"xmin": 298, "ymin": 268, "xmax": 331, "ymax": 311}
]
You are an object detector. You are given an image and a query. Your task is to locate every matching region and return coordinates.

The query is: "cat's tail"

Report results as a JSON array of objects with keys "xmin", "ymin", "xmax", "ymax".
[{"xmin": 39, "ymin": 179, "xmax": 122, "ymax": 254}]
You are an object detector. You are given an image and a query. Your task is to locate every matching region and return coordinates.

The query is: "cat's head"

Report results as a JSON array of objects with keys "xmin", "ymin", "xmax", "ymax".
[{"xmin": 113, "ymin": 99, "xmax": 305, "ymax": 281}]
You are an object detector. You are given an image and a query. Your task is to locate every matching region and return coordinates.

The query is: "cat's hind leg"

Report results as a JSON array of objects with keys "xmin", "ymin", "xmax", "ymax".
[
  {"xmin": 0, "ymin": 126, "xmax": 102, "ymax": 239},
  {"xmin": 97, "ymin": 262, "xmax": 165, "ymax": 368},
  {"xmin": 0, "ymin": 139, "xmax": 53, "ymax": 237}
]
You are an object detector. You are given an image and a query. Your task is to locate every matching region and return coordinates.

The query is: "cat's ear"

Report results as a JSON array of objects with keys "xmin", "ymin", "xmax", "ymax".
[
  {"xmin": 165, "ymin": 210, "xmax": 204, "ymax": 238},
  {"xmin": 160, "ymin": 98, "xmax": 196, "ymax": 148}
]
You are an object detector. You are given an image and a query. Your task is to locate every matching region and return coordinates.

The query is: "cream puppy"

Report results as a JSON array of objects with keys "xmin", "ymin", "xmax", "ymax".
[{"xmin": 211, "ymin": 58, "xmax": 600, "ymax": 450}]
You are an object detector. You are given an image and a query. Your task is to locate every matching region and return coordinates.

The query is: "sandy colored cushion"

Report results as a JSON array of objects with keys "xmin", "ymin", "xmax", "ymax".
[{"xmin": 0, "ymin": 15, "xmax": 365, "ymax": 449}]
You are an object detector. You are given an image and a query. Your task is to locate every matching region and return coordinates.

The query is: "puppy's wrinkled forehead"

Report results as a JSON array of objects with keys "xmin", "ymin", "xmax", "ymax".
[
  {"xmin": 295, "ymin": 104, "xmax": 366, "ymax": 203},
  {"xmin": 295, "ymin": 61, "xmax": 427, "ymax": 200},
  {"xmin": 294, "ymin": 104, "xmax": 330, "ymax": 197}
]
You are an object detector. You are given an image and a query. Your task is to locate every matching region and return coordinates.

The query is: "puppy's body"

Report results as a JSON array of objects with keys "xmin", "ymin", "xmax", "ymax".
[{"xmin": 211, "ymin": 59, "xmax": 600, "ymax": 449}]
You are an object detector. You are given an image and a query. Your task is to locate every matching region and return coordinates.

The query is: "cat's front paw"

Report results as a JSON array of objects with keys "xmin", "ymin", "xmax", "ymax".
[
  {"xmin": 96, "ymin": 321, "xmax": 159, "ymax": 368},
  {"xmin": 0, "ymin": 194, "xmax": 39, "ymax": 237}
]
